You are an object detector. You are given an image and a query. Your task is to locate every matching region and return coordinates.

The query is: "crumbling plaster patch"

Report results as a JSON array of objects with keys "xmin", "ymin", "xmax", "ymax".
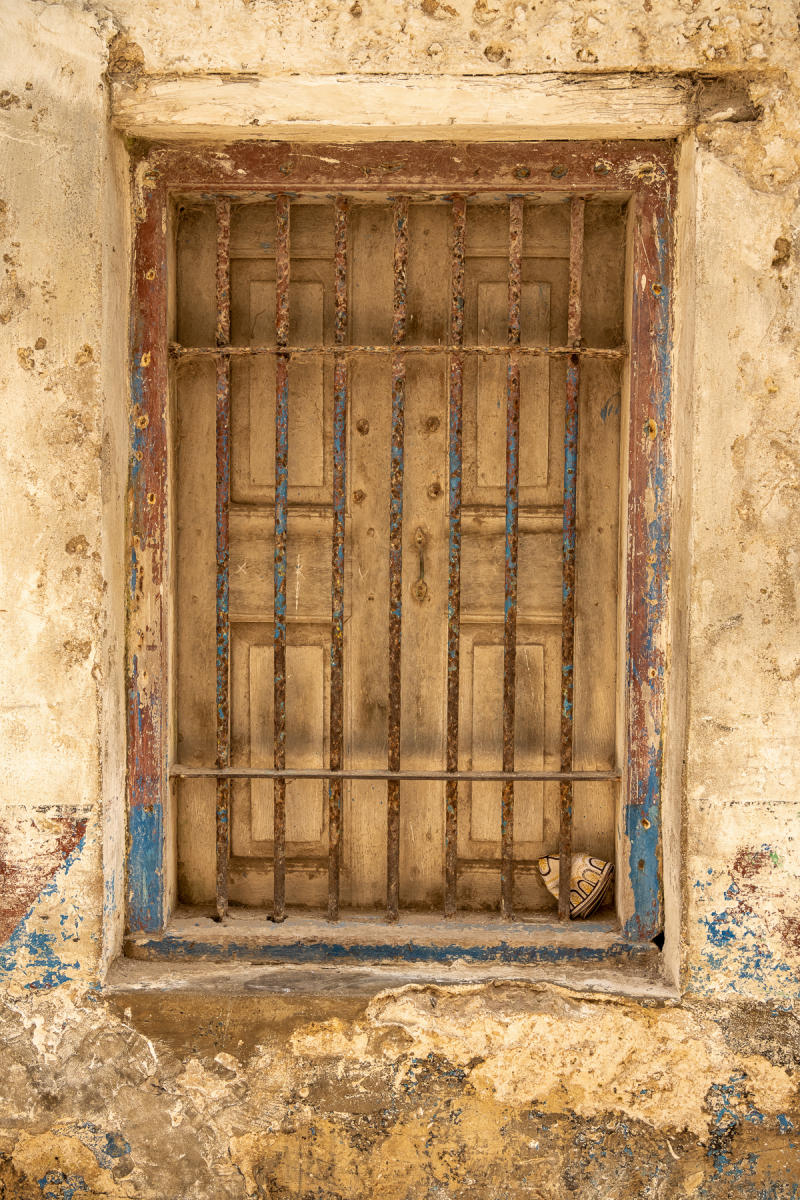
[{"xmin": 0, "ymin": 983, "xmax": 799, "ymax": 1197}]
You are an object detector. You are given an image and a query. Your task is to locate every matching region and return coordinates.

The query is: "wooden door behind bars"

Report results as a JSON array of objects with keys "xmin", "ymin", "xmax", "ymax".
[{"xmin": 174, "ymin": 197, "xmax": 624, "ymax": 914}]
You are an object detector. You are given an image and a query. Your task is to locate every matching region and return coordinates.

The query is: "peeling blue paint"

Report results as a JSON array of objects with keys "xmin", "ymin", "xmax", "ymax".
[
  {"xmin": 600, "ymin": 393, "xmax": 621, "ymax": 422},
  {"xmin": 128, "ymin": 805, "xmax": 163, "ymax": 934},
  {"xmin": 127, "ymin": 630, "xmax": 165, "ymax": 934},
  {"xmin": 706, "ymin": 918, "xmax": 737, "ymax": 948},
  {"xmin": 688, "ymin": 869, "xmax": 799, "ymax": 1000},
  {"xmin": 704, "ymin": 1073, "xmax": 788, "ymax": 1188},
  {"xmin": 127, "ymin": 930, "xmax": 652, "ymax": 967},
  {"xmin": 38, "ymin": 1172, "xmax": 89, "ymax": 1200},
  {"xmin": 75, "ymin": 1122, "xmax": 131, "ymax": 1167},
  {"xmin": 129, "ymin": 352, "xmax": 147, "ymax": 487},
  {"xmin": 623, "ymin": 747, "xmax": 662, "ymax": 940},
  {"xmin": 0, "ymin": 835, "xmax": 85, "ymax": 989},
  {"xmin": 622, "ymin": 205, "xmax": 672, "ymax": 943},
  {"xmin": 103, "ymin": 868, "xmax": 116, "ymax": 921},
  {"xmin": 41, "ymin": 1123, "xmax": 132, "ymax": 1175},
  {"xmin": 273, "ymin": 366, "xmax": 289, "ymax": 642}
]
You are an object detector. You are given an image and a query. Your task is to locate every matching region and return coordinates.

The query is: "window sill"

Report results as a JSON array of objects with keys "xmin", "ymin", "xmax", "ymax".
[{"xmin": 116, "ymin": 906, "xmax": 673, "ymax": 1002}]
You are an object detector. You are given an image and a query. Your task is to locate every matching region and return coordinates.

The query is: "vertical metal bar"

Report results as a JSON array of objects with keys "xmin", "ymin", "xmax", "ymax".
[
  {"xmin": 214, "ymin": 197, "xmax": 231, "ymax": 921},
  {"xmin": 559, "ymin": 196, "xmax": 585, "ymax": 921},
  {"xmin": 273, "ymin": 194, "xmax": 290, "ymax": 922},
  {"xmin": 387, "ymin": 196, "xmax": 409, "ymax": 922},
  {"xmin": 445, "ymin": 196, "xmax": 466, "ymax": 918},
  {"xmin": 501, "ymin": 197, "xmax": 523, "ymax": 921},
  {"xmin": 328, "ymin": 197, "xmax": 348, "ymax": 922}
]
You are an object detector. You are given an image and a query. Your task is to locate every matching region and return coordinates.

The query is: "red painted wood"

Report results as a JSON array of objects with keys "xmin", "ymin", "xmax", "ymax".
[
  {"xmin": 133, "ymin": 139, "xmax": 676, "ymax": 195},
  {"xmin": 623, "ymin": 173, "xmax": 676, "ymax": 940}
]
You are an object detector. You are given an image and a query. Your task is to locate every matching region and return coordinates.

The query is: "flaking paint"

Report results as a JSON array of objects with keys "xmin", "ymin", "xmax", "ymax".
[{"xmin": 2, "ymin": 0, "xmax": 800, "ymax": 1194}]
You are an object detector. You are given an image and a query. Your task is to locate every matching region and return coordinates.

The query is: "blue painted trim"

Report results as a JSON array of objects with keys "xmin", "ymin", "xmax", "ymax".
[
  {"xmin": 128, "ymin": 804, "xmax": 164, "ymax": 933},
  {"xmin": 622, "ymin": 192, "xmax": 673, "ymax": 942},
  {"xmin": 127, "ymin": 177, "xmax": 169, "ymax": 937},
  {"xmin": 127, "ymin": 931, "xmax": 654, "ymax": 967},
  {"xmin": 127, "ymin": 650, "xmax": 167, "ymax": 933}
]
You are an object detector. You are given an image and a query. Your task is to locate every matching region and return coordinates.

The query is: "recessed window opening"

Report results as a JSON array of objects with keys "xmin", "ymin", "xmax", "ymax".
[
  {"xmin": 175, "ymin": 191, "xmax": 622, "ymax": 921},
  {"xmin": 127, "ymin": 143, "xmax": 674, "ymax": 964}
]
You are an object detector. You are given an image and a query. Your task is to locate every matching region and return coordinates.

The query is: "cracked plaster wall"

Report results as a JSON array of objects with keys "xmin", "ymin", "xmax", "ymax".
[{"xmin": 1, "ymin": 0, "xmax": 799, "ymax": 1195}]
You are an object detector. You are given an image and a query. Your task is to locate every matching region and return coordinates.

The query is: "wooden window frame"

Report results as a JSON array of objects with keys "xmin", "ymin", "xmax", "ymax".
[{"xmin": 126, "ymin": 140, "xmax": 676, "ymax": 966}]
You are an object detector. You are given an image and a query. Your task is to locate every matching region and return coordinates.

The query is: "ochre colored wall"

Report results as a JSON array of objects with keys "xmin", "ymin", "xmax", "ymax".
[{"xmin": 1, "ymin": 0, "xmax": 799, "ymax": 1195}]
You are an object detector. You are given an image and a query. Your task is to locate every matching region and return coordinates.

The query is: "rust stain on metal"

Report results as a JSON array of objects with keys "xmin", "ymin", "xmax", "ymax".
[
  {"xmin": 501, "ymin": 196, "xmax": 523, "ymax": 922},
  {"xmin": 215, "ymin": 198, "xmax": 232, "ymax": 922},
  {"xmin": 387, "ymin": 195, "xmax": 409, "ymax": 923},
  {"xmin": 328, "ymin": 196, "xmax": 348, "ymax": 923},
  {"xmin": 445, "ymin": 195, "xmax": 466, "ymax": 919},
  {"xmin": 214, "ymin": 196, "xmax": 231, "ymax": 349},
  {"xmin": 171, "ymin": 343, "xmax": 627, "ymax": 361},
  {"xmin": 273, "ymin": 194, "xmax": 290, "ymax": 923},
  {"xmin": 172, "ymin": 766, "xmax": 621, "ymax": 782},
  {"xmin": 567, "ymin": 196, "xmax": 585, "ymax": 350},
  {"xmin": 559, "ymin": 196, "xmax": 585, "ymax": 923},
  {"xmin": 140, "ymin": 141, "xmax": 676, "ymax": 196},
  {"xmin": 215, "ymin": 355, "xmax": 231, "ymax": 922}
]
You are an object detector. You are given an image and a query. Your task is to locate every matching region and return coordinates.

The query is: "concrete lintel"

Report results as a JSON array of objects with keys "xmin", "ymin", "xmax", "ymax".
[{"xmin": 112, "ymin": 71, "xmax": 701, "ymax": 142}]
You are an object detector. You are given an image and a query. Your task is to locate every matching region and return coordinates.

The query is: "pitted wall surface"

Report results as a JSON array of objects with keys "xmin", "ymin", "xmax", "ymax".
[{"xmin": 1, "ymin": 0, "xmax": 799, "ymax": 1194}]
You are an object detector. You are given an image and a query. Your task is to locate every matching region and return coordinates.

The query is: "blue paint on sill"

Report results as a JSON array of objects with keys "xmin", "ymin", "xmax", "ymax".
[{"xmin": 125, "ymin": 927, "xmax": 656, "ymax": 968}]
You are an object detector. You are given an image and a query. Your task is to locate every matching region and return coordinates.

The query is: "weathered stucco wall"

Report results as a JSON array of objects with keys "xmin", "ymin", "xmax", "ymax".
[
  {"xmin": 0, "ymin": 0, "xmax": 128, "ymax": 990},
  {"xmin": 684, "ymin": 120, "xmax": 800, "ymax": 1001},
  {"xmin": 1, "ymin": 0, "xmax": 799, "ymax": 1195}
]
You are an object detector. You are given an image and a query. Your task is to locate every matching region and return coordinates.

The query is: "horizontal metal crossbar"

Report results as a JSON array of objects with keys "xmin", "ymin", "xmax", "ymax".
[
  {"xmin": 171, "ymin": 765, "xmax": 620, "ymax": 782},
  {"xmin": 170, "ymin": 342, "xmax": 625, "ymax": 360}
]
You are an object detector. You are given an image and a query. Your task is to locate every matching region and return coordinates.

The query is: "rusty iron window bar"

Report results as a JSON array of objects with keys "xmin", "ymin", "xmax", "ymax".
[{"xmin": 127, "ymin": 142, "xmax": 675, "ymax": 962}]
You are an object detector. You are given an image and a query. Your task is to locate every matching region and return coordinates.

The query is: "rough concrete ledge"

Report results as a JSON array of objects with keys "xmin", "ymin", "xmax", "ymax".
[{"xmin": 105, "ymin": 954, "xmax": 678, "ymax": 1006}]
